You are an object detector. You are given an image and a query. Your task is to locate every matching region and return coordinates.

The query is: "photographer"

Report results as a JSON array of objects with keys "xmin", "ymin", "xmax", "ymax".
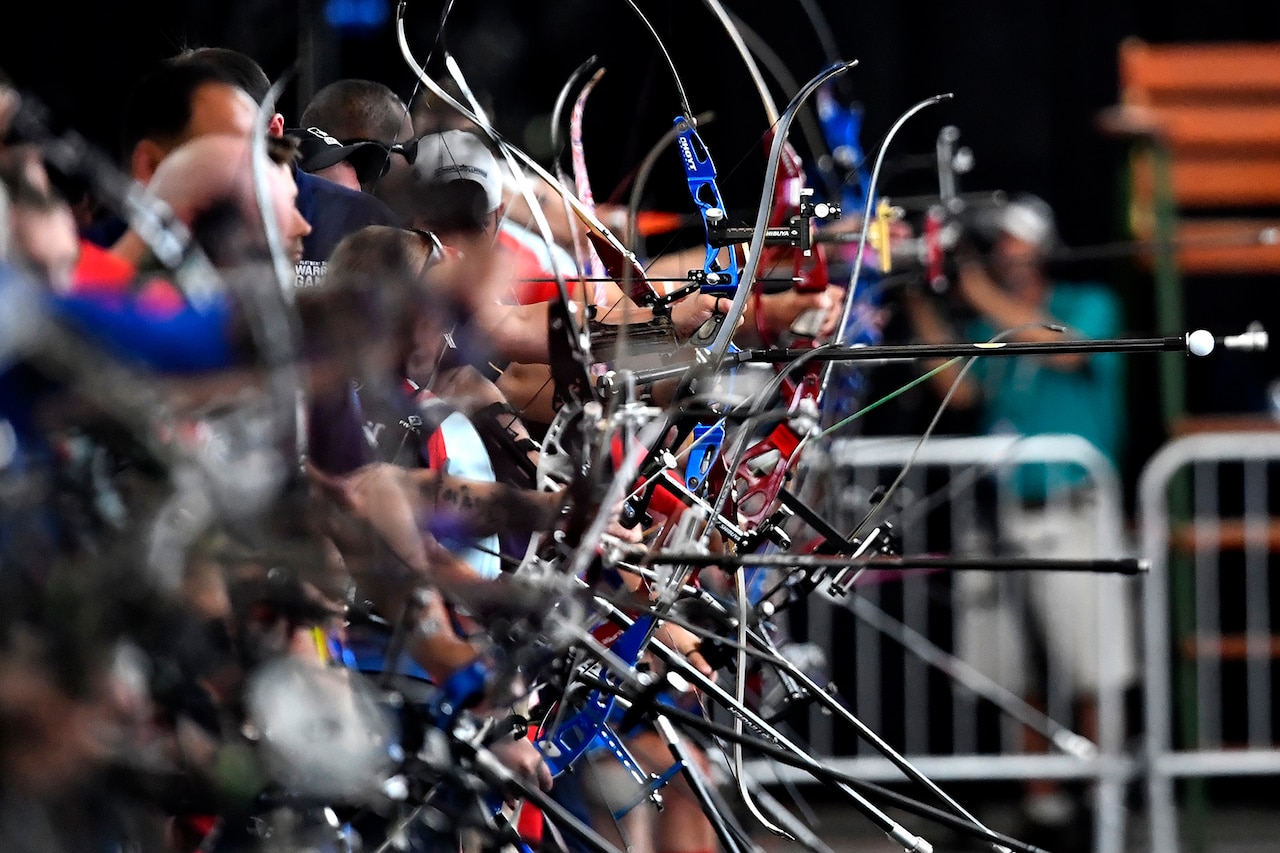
[{"xmin": 902, "ymin": 193, "xmax": 1132, "ymax": 850}]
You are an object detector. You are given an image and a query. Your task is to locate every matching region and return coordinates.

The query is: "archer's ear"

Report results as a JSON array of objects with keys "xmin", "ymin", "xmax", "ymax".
[
  {"xmin": 268, "ymin": 113, "xmax": 285, "ymax": 138},
  {"xmin": 486, "ymin": 203, "xmax": 506, "ymax": 236},
  {"xmin": 130, "ymin": 140, "xmax": 166, "ymax": 185}
]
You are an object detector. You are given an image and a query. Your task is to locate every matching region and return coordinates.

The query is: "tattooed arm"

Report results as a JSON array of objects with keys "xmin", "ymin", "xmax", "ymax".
[{"xmin": 405, "ymin": 467, "xmax": 564, "ymax": 537}]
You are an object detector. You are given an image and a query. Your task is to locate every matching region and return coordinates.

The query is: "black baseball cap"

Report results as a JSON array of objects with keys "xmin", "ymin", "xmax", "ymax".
[{"xmin": 285, "ymin": 126, "xmax": 388, "ymax": 185}]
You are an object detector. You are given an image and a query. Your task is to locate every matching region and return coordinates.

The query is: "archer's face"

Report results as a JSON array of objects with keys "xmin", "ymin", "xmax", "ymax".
[
  {"xmin": 989, "ymin": 234, "xmax": 1046, "ymax": 301},
  {"xmin": 263, "ymin": 160, "xmax": 312, "ymax": 266}
]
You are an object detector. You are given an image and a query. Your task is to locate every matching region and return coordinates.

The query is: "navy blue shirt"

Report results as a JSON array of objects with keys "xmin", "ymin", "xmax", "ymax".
[{"xmin": 294, "ymin": 170, "xmax": 400, "ymax": 288}]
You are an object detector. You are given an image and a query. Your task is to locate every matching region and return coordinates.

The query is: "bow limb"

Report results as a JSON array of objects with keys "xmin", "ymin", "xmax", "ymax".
[
  {"xmin": 796, "ymin": 0, "xmax": 842, "ymax": 68},
  {"xmin": 569, "ymin": 67, "xmax": 609, "ymax": 289},
  {"xmin": 720, "ymin": 9, "xmax": 840, "ymax": 201},
  {"xmin": 698, "ymin": 0, "xmax": 780, "ymax": 126},
  {"xmin": 732, "ymin": 556, "xmax": 792, "ymax": 840},
  {"xmin": 563, "ymin": 67, "xmax": 662, "ymax": 407},
  {"xmin": 442, "ymin": 50, "xmax": 490, "ymax": 125},
  {"xmin": 617, "ymin": 0, "xmax": 695, "ymax": 120},
  {"xmin": 549, "ymin": 57, "xmax": 599, "ymax": 290},
  {"xmin": 551, "ymin": 56, "xmax": 598, "ymax": 171},
  {"xmin": 396, "ymin": 1, "xmax": 658, "ymax": 308}
]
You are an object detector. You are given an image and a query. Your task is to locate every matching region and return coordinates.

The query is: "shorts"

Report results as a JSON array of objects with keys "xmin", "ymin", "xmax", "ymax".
[{"xmin": 954, "ymin": 486, "xmax": 1138, "ymax": 699}]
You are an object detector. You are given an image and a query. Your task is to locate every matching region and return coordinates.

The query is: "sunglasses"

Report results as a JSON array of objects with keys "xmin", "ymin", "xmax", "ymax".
[
  {"xmin": 340, "ymin": 137, "xmax": 420, "ymax": 187},
  {"xmin": 408, "ymin": 227, "xmax": 445, "ymax": 260},
  {"xmin": 408, "ymin": 227, "xmax": 455, "ymax": 280},
  {"xmin": 341, "ymin": 136, "xmax": 419, "ymax": 165}
]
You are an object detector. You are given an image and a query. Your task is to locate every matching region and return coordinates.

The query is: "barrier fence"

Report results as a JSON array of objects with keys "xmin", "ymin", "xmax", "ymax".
[
  {"xmin": 745, "ymin": 434, "xmax": 1138, "ymax": 853},
  {"xmin": 1140, "ymin": 431, "xmax": 1280, "ymax": 853}
]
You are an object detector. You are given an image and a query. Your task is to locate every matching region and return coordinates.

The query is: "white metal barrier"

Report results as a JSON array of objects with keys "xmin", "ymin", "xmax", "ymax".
[
  {"xmin": 1139, "ymin": 432, "xmax": 1280, "ymax": 853},
  {"xmin": 745, "ymin": 434, "xmax": 1137, "ymax": 853}
]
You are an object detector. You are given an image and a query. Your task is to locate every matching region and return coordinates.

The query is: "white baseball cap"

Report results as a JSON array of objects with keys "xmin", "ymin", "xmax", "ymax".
[
  {"xmin": 994, "ymin": 193, "xmax": 1057, "ymax": 252},
  {"xmin": 413, "ymin": 130, "xmax": 504, "ymax": 213}
]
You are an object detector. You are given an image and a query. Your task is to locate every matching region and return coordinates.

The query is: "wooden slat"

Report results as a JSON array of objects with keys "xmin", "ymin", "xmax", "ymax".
[
  {"xmin": 1171, "ymin": 240, "xmax": 1280, "ymax": 274},
  {"xmin": 1179, "ymin": 633, "xmax": 1280, "ymax": 660},
  {"xmin": 1174, "ymin": 159, "xmax": 1280, "ymax": 207},
  {"xmin": 1130, "ymin": 155, "xmax": 1280, "ymax": 209},
  {"xmin": 1100, "ymin": 104, "xmax": 1280, "ymax": 148},
  {"xmin": 1171, "ymin": 519, "xmax": 1280, "ymax": 552},
  {"xmin": 1121, "ymin": 39, "xmax": 1280, "ymax": 100},
  {"xmin": 1172, "ymin": 414, "xmax": 1280, "ymax": 436},
  {"xmin": 1157, "ymin": 106, "xmax": 1280, "ymax": 150},
  {"xmin": 1131, "ymin": 218, "xmax": 1280, "ymax": 274}
]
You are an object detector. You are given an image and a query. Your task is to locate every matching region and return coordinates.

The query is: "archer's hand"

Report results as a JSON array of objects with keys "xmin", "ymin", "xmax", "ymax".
[
  {"xmin": 653, "ymin": 621, "xmax": 715, "ymax": 682},
  {"xmin": 740, "ymin": 287, "xmax": 845, "ymax": 344},
  {"xmin": 669, "ymin": 292, "xmax": 742, "ymax": 345},
  {"xmin": 489, "ymin": 733, "xmax": 554, "ymax": 794}
]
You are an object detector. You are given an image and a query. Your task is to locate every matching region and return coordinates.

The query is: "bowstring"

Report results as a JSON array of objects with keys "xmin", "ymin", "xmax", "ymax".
[{"xmin": 390, "ymin": 0, "xmax": 457, "ymax": 171}]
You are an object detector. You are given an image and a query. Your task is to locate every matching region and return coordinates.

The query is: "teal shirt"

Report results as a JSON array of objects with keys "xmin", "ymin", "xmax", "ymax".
[{"xmin": 968, "ymin": 283, "xmax": 1124, "ymax": 500}]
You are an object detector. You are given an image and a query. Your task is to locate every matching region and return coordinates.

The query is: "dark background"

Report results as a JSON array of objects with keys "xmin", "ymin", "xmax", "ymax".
[{"xmin": 3, "ymin": 0, "xmax": 1279, "ymax": 509}]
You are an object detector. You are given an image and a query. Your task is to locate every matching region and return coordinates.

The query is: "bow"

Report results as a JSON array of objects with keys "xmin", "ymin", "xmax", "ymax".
[
  {"xmin": 603, "ymin": 0, "xmax": 832, "ymax": 534},
  {"xmin": 688, "ymin": 62, "xmax": 857, "ymax": 532},
  {"xmin": 534, "ymin": 615, "xmax": 655, "ymax": 792},
  {"xmin": 608, "ymin": 62, "xmax": 860, "ymax": 615},
  {"xmin": 608, "ymin": 0, "xmax": 745, "ymax": 353}
]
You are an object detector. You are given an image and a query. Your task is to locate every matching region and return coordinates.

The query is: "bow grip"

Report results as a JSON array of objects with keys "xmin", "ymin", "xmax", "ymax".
[{"xmin": 733, "ymin": 422, "xmax": 805, "ymax": 527}]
